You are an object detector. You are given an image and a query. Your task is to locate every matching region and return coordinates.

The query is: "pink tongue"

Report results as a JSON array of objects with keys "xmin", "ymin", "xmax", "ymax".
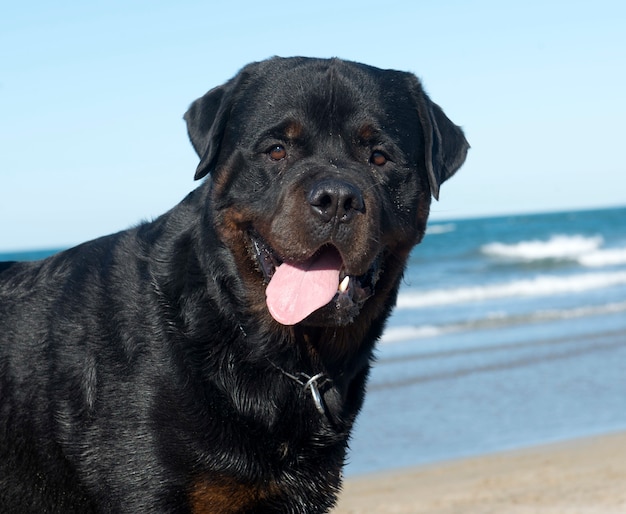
[{"xmin": 266, "ymin": 248, "xmax": 342, "ymax": 325}]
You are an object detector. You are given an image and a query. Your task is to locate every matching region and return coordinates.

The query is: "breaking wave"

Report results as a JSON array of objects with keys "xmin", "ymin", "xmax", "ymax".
[
  {"xmin": 482, "ymin": 235, "xmax": 602, "ymax": 262},
  {"xmin": 426, "ymin": 223, "xmax": 456, "ymax": 235},
  {"xmin": 382, "ymin": 301, "xmax": 626, "ymax": 343},
  {"xmin": 481, "ymin": 234, "xmax": 626, "ymax": 269},
  {"xmin": 579, "ymin": 247, "xmax": 626, "ymax": 267},
  {"xmin": 396, "ymin": 271, "xmax": 626, "ymax": 309}
]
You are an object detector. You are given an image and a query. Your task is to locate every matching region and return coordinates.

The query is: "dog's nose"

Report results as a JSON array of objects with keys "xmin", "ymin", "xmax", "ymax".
[{"xmin": 307, "ymin": 179, "xmax": 365, "ymax": 223}]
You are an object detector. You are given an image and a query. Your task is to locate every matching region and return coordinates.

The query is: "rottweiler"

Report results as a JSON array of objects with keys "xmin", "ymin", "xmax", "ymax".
[{"xmin": 0, "ymin": 57, "xmax": 468, "ymax": 513}]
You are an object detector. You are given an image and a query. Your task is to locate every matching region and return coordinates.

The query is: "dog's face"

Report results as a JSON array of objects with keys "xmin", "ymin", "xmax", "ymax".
[{"xmin": 185, "ymin": 57, "xmax": 468, "ymax": 329}]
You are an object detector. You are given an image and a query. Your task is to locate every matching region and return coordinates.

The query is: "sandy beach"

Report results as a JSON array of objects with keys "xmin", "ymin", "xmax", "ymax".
[{"xmin": 335, "ymin": 431, "xmax": 626, "ymax": 513}]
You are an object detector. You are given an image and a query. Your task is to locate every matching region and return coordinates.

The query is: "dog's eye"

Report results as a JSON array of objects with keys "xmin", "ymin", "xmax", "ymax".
[
  {"xmin": 268, "ymin": 145, "xmax": 287, "ymax": 161},
  {"xmin": 370, "ymin": 151, "xmax": 388, "ymax": 166}
]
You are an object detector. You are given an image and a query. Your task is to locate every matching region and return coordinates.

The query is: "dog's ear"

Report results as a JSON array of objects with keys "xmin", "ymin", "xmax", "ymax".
[
  {"xmin": 412, "ymin": 80, "xmax": 469, "ymax": 200},
  {"xmin": 184, "ymin": 85, "xmax": 227, "ymax": 180},
  {"xmin": 184, "ymin": 73, "xmax": 245, "ymax": 181}
]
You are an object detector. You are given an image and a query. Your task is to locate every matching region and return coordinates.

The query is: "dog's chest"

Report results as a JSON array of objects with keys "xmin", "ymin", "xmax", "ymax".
[{"xmin": 189, "ymin": 477, "xmax": 279, "ymax": 513}]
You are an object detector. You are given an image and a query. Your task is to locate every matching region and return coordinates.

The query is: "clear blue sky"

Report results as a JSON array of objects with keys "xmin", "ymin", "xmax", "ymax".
[{"xmin": 2, "ymin": 0, "xmax": 625, "ymax": 251}]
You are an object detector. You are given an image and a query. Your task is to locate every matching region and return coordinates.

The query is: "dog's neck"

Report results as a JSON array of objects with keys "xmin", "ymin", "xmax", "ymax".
[{"xmin": 267, "ymin": 360, "xmax": 332, "ymax": 418}]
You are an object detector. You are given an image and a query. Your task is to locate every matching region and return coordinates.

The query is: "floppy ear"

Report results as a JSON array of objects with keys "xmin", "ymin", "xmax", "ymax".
[
  {"xmin": 413, "ymin": 82, "xmax": 469, "ymax": 200},
  {"xmin": 184, "ymin": 76, "xmax": 240, "ymax": 181}
]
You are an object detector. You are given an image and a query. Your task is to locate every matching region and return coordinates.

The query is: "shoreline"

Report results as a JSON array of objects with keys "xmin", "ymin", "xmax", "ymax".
[{"xmin": 334, "ymin": 431, "xmax": 626, "ymax": 513}]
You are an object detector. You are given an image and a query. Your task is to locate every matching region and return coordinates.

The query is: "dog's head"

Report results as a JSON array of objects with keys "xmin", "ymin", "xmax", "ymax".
[{"xmin": 184, "ymin": 57, "xmax": 468, "ymax": 329}]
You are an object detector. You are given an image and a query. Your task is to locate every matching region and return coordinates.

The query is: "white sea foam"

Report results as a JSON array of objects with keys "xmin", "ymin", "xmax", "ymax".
[
  {"xmin": 382, "ymin": 301, "xmax": 626, "ymax": 343},
  {"xmin": 482, "ymin": 234, "xmax": 626, "ymax": 268},
  {"xmin": 481, "ymin": 234, "xmax": 603, "ymax": 262},
  {"xmin": 579, "ymin": 247, "xmax": 626, "ymax": 267},
  {"xmin": 535, "ymin": 300, "xmax": 626, "ymax": 320},
  {"xmin": 426, "ymin": 223, "xmax": 456, "ymax": 235},
  {"xmin": 396, "ymin": 271, "xmax": 626, "ymax": 309},
  {"xmin": 380, "ymin": 325, "xmax": 443, "ymax": 343}
]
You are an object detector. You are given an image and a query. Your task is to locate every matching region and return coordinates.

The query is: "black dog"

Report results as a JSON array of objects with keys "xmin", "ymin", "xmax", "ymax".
[{"xmin": 0, "ymin": 57, "xmax": 468, "ymax": 513}]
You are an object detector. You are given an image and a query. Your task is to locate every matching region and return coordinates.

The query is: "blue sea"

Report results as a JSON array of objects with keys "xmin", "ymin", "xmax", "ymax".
[
  {"xmin": 348, "ymin": 205, "xmax": 626, "ymax": 476},
  {"xmin": 3, "ymin": 206, "xmax": 626, "ymax": 476}
]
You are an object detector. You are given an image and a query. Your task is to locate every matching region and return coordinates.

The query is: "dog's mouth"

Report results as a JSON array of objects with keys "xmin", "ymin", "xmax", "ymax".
[{"xmin": 250, "ymin": 232, "xmax": 380, "ymax": 326}]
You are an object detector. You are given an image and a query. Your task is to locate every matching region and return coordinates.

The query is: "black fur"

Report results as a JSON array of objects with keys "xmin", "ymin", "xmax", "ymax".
[{"xmin": 0, "ymin": 57, "xmax": 468, "ymax": 513}]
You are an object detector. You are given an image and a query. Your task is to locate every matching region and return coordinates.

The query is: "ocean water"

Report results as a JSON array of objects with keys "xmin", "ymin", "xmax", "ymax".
[
  {"xmin": 3, "ymin": 206, "xmax": 626, "ymax": 476},
  {"xmin": 348, "ymin": 205, "xmax": 626, "ymax": 475},
  {"xmin": 388, "ymin": 207, "xmax": 626, "ymax": 345}
]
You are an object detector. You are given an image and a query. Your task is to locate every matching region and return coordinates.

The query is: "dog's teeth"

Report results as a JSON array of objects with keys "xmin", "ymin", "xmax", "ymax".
[{"xmin": 338, "ymin": 276, "xmax": 350, "ymax": 293}]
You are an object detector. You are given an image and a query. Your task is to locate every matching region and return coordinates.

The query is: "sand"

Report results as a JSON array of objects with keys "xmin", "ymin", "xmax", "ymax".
[{"xmin": 334, "ymin": 431, "xmax": 626, "ymax": 513}]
